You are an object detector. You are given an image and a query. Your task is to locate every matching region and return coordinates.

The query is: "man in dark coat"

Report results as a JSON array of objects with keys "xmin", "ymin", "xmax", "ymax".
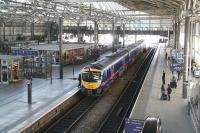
[
  {"xmin": 162, "ymin": 70, "xmax": 165, "ymax": 84},
  {"xmin": 167, "ymin": 84, "xmax": 172, "ymax": 101}
]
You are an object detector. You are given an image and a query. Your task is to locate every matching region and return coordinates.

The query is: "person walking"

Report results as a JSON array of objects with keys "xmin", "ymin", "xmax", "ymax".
[
  {"xmin": 167, "ymin": 84, "xmax": 172, "ymax": 101},
  {"xmin": 162, "ymin": 70, "xmax": 165, "ymax": 84}
]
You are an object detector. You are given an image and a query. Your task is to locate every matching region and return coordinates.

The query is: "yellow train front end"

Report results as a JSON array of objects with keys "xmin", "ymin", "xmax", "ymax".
[{"xmin": 80, "ymin": 68, "xmax": 102, "ymax": 96}]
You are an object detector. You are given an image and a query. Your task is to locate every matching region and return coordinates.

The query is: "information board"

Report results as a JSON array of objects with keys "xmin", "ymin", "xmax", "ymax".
[
  {"xmin": 170, "ymin": 63, "xmax": 183, "ymax": 71},
  {"xmin": 11, "ymin": 48, "xmax": 38, "ymax": 56},
  {"xmin": 125, "ymin": 118, "xmax": 144, "ymax": 133}
]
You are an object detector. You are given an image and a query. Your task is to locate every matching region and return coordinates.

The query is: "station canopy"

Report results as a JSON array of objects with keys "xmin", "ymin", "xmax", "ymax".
[{"xmin": 0, "ymin": 0, "xmax": 188, "ymax": 24}]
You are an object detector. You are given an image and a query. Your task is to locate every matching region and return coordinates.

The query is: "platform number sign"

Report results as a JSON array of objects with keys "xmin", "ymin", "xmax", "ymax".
[
  {"xmin": 170, "ymin": 63, "xmax": 183, "ymax": 71},
  {"xmin": 125, "ymin": 118, "xmax": 144, "ymax": 133}
]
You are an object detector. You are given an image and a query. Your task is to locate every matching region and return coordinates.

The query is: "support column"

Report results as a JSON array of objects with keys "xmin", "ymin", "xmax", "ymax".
[
  {"xmin": 189, "ymin": 22, "xmax": 193, "ymax": 81},
  {"xmin": 77, "ymin": 22, "xmax": 80, "ymax": 43},
  {"xmin": 9, "ymin": 25, "xmax": 11, "ymax": 41},
  {"xmin": 59, "ymin": 17, "xmax": 63, "ymax": 79},
  {"xmin": 0, "ymin": 23, "xmax": 1, "ymax": 40},
  {"xmin": 123, "ymin": 23, "xmax": 125, "ymax": 48},
  {"xmin": 183, "ymin": 0, "xmax": 191, "ymax": 98},
  {"xmin": 89, "ymin": 24, "xmax": 92, "ymax": 43},
  {"xmin": 31, "ymin": 22, "xmax": 34, "ymax": 40},
  {"xmin": 94, "ymin": 21, "xmax": 98, "ymax": 47},
  {"xmin": 166, "ymin": 27, "xmax": 170, "ymax": 51},
  {"xmin": 174, "ymin": 16, "xmax": 177, "ymax": 49},
  {"xmin": 116, "ymin": 26, "xmax": 119, "ymax": 48},
  {"xmin": 177, "ymin": 15, "xmax": 181, "ymax": 50},
  {"xmin": 47, "ymin": 22, "xmax": 51, "ymax": 44},
  {"xmin": 112, "ymin": 22, "xmax": 115, "ymax": 52},
  {"xmin": 168, "ymin": 27, "xmax": 170, "ymax": 45},
  {"xmin": 192, "ymin": 23, "xmax": 195, "ymax": 62},
  {"xmin": 3, "ymin": 22, "xmax": 5, "ymax": 41},
  {"xmin": 12, "ymin": 25, "xmax": 14, "ymax": 41}
]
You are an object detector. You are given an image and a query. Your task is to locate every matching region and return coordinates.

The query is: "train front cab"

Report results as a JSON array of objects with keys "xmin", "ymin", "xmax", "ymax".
[{"xmin": 81, "ymin": 68, "xmax": 102, "ymax": 96}]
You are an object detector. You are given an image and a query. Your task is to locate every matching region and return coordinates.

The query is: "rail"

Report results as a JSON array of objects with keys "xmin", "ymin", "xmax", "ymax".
[{"xmin": 43, "ymin": 97, "xmax": 99, "ymax": 133}]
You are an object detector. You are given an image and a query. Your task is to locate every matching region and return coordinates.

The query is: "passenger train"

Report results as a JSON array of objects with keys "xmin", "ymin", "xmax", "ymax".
[{"xmin": 80, "ymin": 40, "xmax": 146, "ymax": 96}]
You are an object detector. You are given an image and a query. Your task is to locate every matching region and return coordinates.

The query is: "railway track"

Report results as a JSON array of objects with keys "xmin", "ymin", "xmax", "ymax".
[
  {"xmin": 43, "ymin": 96, "xmax": 99, "ymax": 133},
  {"xmin": 42, "ymin": 48, "xmax": 155, "ymax": 133},
  {"xmin": 96, "ymin": 48, "xmax": 156, "ymax": 133}
]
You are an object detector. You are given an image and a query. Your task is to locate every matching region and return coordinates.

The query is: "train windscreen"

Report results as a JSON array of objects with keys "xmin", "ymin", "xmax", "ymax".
[{"xmin": 82, "ymin": 71, "xmax": 101, "ymax": 82}]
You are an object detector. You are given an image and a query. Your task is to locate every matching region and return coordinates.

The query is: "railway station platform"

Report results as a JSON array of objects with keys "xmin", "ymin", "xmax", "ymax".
[
  {"xmin": 130, "ymin": 44, "xmax": 197, "ymax": 133},
  {"xmin": 0, "ymin": 69, "xmax": 81, "ymax": 133},
  {"xmin": 0, "ymin": 52, "xmax": 109, "ymax": 133}
]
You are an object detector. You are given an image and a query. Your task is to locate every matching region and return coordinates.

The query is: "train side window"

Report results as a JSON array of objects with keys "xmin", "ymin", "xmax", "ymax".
[
  {"xmin": 114, "ymin": 64, "xmax": 117, "ymax": 72},
  {"xmin": 117, "ymin": 62, "xmax": 120, "ymax": 69},
  {"xmin": 119, "ymin": 60, "xmax": 122, "ymax": 67},
  {"xmin": 127, "ymin": 55, "xmax": 129, "ymax": 62},
  {"xmin": 107, "ymin": 68, "xmax": 111, "ymax": 78},
  {"xmin": 103, "ymin": 71, "xmax": 107, "ymax": 79},
  {"xmin": 114, "ymin": 62, "xmax": 119, "ymax": 72}
]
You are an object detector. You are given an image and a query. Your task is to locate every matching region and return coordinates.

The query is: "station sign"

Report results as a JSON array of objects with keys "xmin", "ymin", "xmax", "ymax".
[
  {"xmin": 11, "ymin": 47, "xmax": 38, "ymax": 56},
  {"xmin": 125, "ymin": 118, "xmax": 144, "ymax": 133},
  {"xmin": 170, "ymin": 63, "xmax": 183, "ymax": 71}
]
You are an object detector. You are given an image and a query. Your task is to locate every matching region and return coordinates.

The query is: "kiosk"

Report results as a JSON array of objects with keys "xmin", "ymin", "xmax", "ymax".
[
  {"xmin": 0, "ymin": 55, "xmax": 23, "ymax": 84},
  {"xmin": 10, "ymin": 61, "xmax": 20, "ymax": 82}
]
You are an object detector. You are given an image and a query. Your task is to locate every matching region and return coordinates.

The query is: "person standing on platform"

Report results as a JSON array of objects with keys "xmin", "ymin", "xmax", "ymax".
[
  {"xmin": 160, "ymin": 84, "xmax": 166, "ymax": 100},
  {"xmin": 167, "ymin": 84, "xmax": 172, "ymax": 101},
  {"xmin": 171, "ymin": 70, "xmax": 174, "ymax": 74},
  {"xmin": 171, "ymin": 75, "xmax": 177, "ymax": 88},
  {"xmin": 162, "ymin": 70, "xmax": 165, "ymax": 84},
  {"xmin": 177, "ymin": 70, "xmax": 181, "ymax": 80}
]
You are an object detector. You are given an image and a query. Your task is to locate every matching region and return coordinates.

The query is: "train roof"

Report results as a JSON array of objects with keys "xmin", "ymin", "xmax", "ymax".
[
  {"xmin": 127, "ymin": 40, "xmax": 144, "ymax": 48},
  {"xmin": 83, "ymin": 40, "xmax": 144, "ymax": 71},
  {"xmin": 85, "ymin": 48, "xmax": 129, "ymax": 70}
]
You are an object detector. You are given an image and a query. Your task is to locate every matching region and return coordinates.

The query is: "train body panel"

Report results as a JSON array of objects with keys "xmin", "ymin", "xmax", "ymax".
[{"xmin": 80, "ymin": 40, "xmax": 146, "ymax": 96}]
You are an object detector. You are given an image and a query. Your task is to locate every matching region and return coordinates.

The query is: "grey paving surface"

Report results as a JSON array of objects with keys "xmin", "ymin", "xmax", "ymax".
[
  {"xmin": 0, "ymin": 52, "xmax": 110, "ymax": 133},
  {"xmin": 130, "ymin": 44, "xmax": 196, "ymax": 133}
]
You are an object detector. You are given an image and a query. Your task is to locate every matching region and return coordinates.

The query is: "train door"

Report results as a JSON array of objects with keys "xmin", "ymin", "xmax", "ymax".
[
  {"xmin": 111, "ymin": 65, "xmax": 115, "ymax": 80},
  {"xmin": 1, "ymin": 60, "xmax": 8, "ymax": 84}
]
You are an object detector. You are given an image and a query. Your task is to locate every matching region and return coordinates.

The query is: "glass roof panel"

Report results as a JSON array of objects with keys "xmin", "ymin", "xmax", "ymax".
[
  {"xmin": 83, "ymin": 2, "xmax": 128, "ymax": 11},
  {"xmin": 13, "ymin": 0, "xmax": 31, "ymax": 3},
  {"xmin": 82, "ymin": 1, "xmax": 149, "ymax": 17}
]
